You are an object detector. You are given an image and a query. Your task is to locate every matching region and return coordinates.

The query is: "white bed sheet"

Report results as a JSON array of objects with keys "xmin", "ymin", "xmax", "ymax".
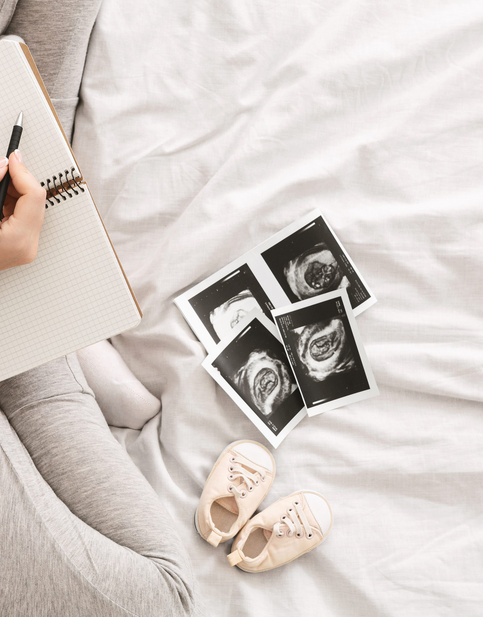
[{"xmin": 73, "ymin": 1, "xmax": 483, "ymax": 615}]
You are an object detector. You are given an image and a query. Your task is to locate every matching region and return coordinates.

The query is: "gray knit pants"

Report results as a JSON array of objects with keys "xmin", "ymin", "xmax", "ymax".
[
  {"xmin": 0, "ymin": 2, "xmax": 202, "ymax": 616},
  {"xmin": 0, "ymin": 356, "xmax": 200, "ymax": 617}
]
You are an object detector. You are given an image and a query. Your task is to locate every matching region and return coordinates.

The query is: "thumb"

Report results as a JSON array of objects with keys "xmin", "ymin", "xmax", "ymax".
[
  {"xmin": 8, "ymin": 150, "xmax": 45, "ymax": 198},
  {"xmin": 7, "ymin": 150, "xmax": 46, "ymax": 228}
]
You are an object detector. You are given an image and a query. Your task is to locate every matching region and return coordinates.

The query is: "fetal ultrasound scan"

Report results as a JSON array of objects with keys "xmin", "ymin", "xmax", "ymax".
[
  {"xmin": 203, "ymin": 313, "xmax": 306, "ymax": 447},
  {"xmin": 273, "ymin": 289, "xmax": 378, "ymax": 415}
]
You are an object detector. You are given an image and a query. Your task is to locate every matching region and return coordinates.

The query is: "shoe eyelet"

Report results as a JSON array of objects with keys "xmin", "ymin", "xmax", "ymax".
[
  {"xmin": 281, "ymin": 515, "xmax": 287, "ymax": 521},
  {"xmin": 228, "ymin": 466, "xmax": 235, "ymax": 472},
  {"xmin": 241, "ymin": 491, "xmax": 247, "ymax": 498},
  {"xmin": 288, "ymin": 508, "xmax": 294, "ymax": 514},
  {"xmin": 248, "ymin": 486, "xmax": 254, "ymax": 492},
  {"xmin": 254, "ymin": 479, "xmax": 259, "ymax": 486},
  {"xmin": 294, "ymin": 501, "xmax": 300, "ymax": 506},
  {"xmin": 228, "ymin": 474, "xmax": 234, "ymax": 480},
  {"xmin": 260, "ymin": 475, "xmax": 266, "ymax": 482},
  {"xmin": 228, "ymin": 485, "xmax": 234, "ymax": 492},
  {"xmin": 277, "ymin": 532, "xmax": 284, "ymax": 538},
  {"xmin": 307, "ymin": 533, "xmax": 314, "ymax": 539},
  {"xmin": 230, "ymin": 456, "xmax": 236, "ymax": 462},
  {"xmin": 296, "ymin": 532, "xmax": 303, "ymax": 539}
]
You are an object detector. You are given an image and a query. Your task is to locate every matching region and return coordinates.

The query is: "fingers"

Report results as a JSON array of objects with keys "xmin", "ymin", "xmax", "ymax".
[
  {"xmin": 7, "ymin": 150, "xmax": 46, "ymax": 228},
  {"xmin": 0, "ymin": 158, "xmax": 9, "ymax": 219},
  {"xmin": 2, "ymin": 194, "xmax": 16, "ymax": 219},
  {"xmin": 8, "ymin": 150, "xmax": 42, "ymax": 196},
  {"xmin": 0, "ymin": 157, "xmax": 8, "ymax": 182}
]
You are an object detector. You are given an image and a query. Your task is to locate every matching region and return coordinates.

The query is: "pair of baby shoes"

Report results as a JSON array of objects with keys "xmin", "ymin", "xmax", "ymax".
[{"xmin": 195, "ymin": 440, "xmax": 332, "ymax": 573}]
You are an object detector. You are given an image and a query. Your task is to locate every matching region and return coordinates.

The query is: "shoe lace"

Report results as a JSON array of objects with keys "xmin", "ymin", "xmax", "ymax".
[
  {"xmin": 227, "ymin": 455, "xmax": 266, "ymax": 499},
  {"xmin": 273, "ymin": 500, "xmax": 314, "ymax": 539}
]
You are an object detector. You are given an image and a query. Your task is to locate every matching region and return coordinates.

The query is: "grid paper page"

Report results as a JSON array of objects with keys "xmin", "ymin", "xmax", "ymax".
[
  {"xmin": 0, "ymin": 191, "xmax": 141, "ymax": 380},
  {"xmin": 0, "ymin": 42, "xmax": 77, "ymax": 184}
]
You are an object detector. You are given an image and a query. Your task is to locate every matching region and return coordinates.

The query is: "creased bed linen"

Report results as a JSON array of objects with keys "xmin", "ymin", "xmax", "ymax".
[{"xmin": 73, "ymin": 1, "xmax": 483, "ymax": 615}]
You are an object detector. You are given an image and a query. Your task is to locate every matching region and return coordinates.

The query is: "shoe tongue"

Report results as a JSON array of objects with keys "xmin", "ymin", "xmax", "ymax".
[
  {"xmin": 216, "ymin": 460, "xmax": 259, "ymax": 514},
  {"xmin": 217, "ymin": 476, "xmax": 245, "ymax": 514},
  {"xmin": 216, "ymin": 495, "xmax": 239, "ymax": 514}
]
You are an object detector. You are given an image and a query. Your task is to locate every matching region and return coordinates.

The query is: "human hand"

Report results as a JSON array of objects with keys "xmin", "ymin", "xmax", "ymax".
[{"xmin": 0, "ymin": 150, "xmax": 46, "ymax": 271}]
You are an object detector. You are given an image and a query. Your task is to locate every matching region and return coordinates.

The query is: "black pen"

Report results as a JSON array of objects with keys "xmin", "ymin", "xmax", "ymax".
[{"xmin": 0, "ymin": 112, "xmax": 24, "ymax": 219}]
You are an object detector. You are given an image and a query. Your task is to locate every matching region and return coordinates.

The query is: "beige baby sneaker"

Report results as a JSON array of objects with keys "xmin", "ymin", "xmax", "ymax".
[
  {"xmin": 227, "ymin": 490, "xmax": 332, "ymax": 572},
  {"xmin": 195, "ymin": 440, "xmax": 276, "ymax": 547}
]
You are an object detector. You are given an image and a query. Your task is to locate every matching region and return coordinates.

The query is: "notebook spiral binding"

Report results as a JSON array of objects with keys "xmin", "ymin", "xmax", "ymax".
[{"xmin": 41, "ymin": 167, "xmax": 85, "ymax": 209}]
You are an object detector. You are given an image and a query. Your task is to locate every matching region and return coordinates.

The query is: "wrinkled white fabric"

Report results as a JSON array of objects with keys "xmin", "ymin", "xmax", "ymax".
[{"xmin": 73, "ymin": 0, "xmax": 483, "ymax": 615}]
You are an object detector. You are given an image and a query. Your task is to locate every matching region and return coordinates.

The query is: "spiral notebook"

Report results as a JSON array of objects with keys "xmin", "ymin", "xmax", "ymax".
[{"xmin": 0, "ymin": 41, "xmax": 142, "ymax": 381}]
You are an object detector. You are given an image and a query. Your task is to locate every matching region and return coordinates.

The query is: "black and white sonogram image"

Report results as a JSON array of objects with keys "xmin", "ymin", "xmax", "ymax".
[
  {"xmin": 232, "ymin": 348, "xmax": 296, "ymax": 418},
  {"xmin": 293, "ymin": 316, "xmax": 355, "ymax": 383},
  {"xmin": 188, "ymin": 264, "xmax": 274, "ymax": 344},
  {"xmin": 274, "ymin": 291, "xmax": 376, "ymax": 410},
  {"xmin": 211, "ymin": 317, "xmax": 304, "ymax": 434},
  {"xmin": 284, "ymin": 242, "xmax": 349, "ymax": 300},
  {"xmin": 262, "ymin": 215, "xmax": 372, "ymax": 312}
]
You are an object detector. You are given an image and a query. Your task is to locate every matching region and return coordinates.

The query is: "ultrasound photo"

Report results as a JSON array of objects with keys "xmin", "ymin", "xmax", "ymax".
[
  {"xmin": 262, "ymin": 215, "xmax": 374, "ymax": 314},
  {"xmin": 185, "ymin": 264, "xmax": 274, "ymax": 347},
  {"xmin": 273, "ymin": 289, "xmax": 378, "ymax": 416},
  {"xmin": 293, "ymin": 317, "xmax": 355, "ymax": 383},
  {"xmin": 232, "ymin": 347, "xmax": 296, "ymax": 418},
  {"xmin": 203, "ymin": 313, "xmax": 306, "ymax": 447}
]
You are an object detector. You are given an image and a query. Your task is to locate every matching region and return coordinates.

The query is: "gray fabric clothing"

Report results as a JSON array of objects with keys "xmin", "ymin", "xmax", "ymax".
[
  {"xmin": 0, "ymin": 2, "xmax": 203, "ymax": 615},
  {"xmin": 0, "ymin": 0, "xmax": 18, "ymax": 35},
  {"xmin": 5, "ymin": 0, "xmax": 103, "ymax": 140},
  {"xmin": 0, "ymin": 356, "xmax": 202, "ymax": 617}
]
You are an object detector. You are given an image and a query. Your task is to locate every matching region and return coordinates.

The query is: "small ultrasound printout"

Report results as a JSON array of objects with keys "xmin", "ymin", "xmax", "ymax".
[
  {"xmin": 260, "ymin": 212, "xmax": 376, "ymax": 316},
  {"xmin": 202, "ymin": 311, "xmax": 307, "ymax": 448},
  {"xmin": 272, "ymin": 289, "xmax": 379, "ymax": 417}
]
